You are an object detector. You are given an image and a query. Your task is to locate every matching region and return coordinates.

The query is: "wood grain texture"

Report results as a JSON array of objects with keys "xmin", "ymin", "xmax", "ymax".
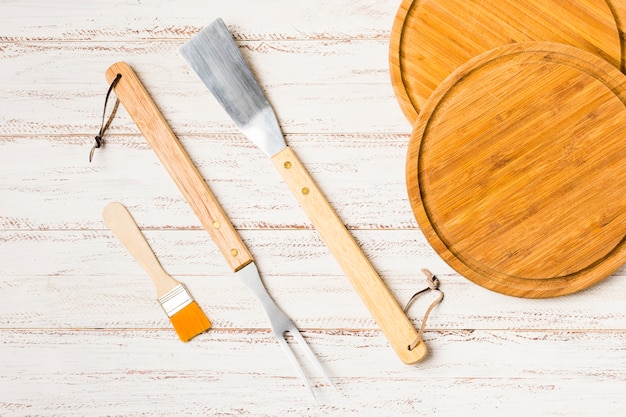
[
  {"xmin": 273, "ymin": 146, "xmax": 426, "ymax": 363},
  {"xmin": 407, "ymin": 42, "xmax": 626, "ymax": 298},
  {"xmin": 0, "ymin": 135, "xmax": 417, "ymax": 231},
  {"xmin": 2, "ymin": 1, "xmax": 626, "ymax": 415},
  {"xmin": 102, "ymin": 202, "xmax": 182, "ymax": 296},
  {"xmin": 1, "ymin": 330, "xmax": 625, "ymax": 416},
  {"xmin": 105, "ymin": 61, "xmax": 253, "ymax": 271},
  {"xmin": 0, "ymin": 0, "xmax": 397, "ymax": 41},
  {"xmin": 389, "ymin": 0, "xmax": 626, "ymax": 122},
  {"xmin": 0, "ymin": 40, "xmax": 404, "ymax": 136},
  {"xmin": 1, "ymin": 230, "xmax": 623, "ymax": 330}
]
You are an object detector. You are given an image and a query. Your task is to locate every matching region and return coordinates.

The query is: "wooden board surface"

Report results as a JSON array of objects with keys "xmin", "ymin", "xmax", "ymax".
[
  {"xmin": 389, "ymin": 0, "xmax": 626, "ymax": 123},
  {"xmin": 407, "ymin": 42, "xmax": 626, "ymax": 298},
  {"xmin": 2, "ymin": 1, "xmax": 626, "ymax": 415}
]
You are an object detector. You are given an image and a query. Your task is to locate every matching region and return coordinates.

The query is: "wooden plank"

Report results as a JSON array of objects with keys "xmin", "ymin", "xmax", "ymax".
[
  {"xmin": 0, "ymin": 40, "xmax": 408, "ymax": 136},
  {"xmin": 0, "ymin": 230, "xmax": 623, "ymax": 330},
  {"xmin": 1, "ymin": 40, "xmax": 390, "ymax": 86},
  {"xmin": 1, "ymin": 329, "xmax": 625, "ymax": 415},
  {"xmin": 0, "ymin": 0, "xmax": 397, "ymax": 41},
  {"xmin": 3, "ymin": 329, "xmax": 626, "ymax": 379},
  {"xmin": 0, "ymin": 135, "xmax": 416, "ymax": 230}
]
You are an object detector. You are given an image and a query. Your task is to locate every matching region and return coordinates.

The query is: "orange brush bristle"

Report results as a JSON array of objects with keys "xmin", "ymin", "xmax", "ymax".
[
  {"xmin": 169, "ymin": 300, "xmax": 212, "ymax": 342},
  {"xmin": 157, "ymin": 283, "xmax": 212, "ymax": 342}
]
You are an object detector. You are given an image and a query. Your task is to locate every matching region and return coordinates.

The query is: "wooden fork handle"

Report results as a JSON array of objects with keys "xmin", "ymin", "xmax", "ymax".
[
  {"xmin": 105, "ymin": 62, "xmax": 252, "ymax": 272},
  {"xmin": 271, "ymin": 146, "xmax": 427, "ymax": 364}
]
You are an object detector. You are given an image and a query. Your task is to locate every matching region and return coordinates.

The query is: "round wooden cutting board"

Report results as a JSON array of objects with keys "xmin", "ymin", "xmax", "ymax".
[
  {"xmin": 390, "ymin": 0, "xmax": 626, "ymax": 124},
  {"xmin": 406, "ymin": 42, "xmax": 626, "ymax": 298}
]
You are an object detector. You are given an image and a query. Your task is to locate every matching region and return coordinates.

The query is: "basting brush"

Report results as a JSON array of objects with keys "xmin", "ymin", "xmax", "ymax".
[{"xmin": 102, "ymin": 201, "xmax": 211, "ymax": 341}]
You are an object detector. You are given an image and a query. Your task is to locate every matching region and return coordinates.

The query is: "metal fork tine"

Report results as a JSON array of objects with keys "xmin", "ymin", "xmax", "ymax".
[
  {"xmin": 287, "ymin": 327, "xmax": 338, "ymax": 390},
  {"xmin": 274, "ymin": 332, "xmax": 318, "ymax": 404},
  {"xmin": 236, "ymin": 263, "xmax": 336, "ymax": 402}
]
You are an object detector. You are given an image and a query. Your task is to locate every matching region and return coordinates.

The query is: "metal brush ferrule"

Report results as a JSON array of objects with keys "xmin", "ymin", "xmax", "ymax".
[{"xmin": 158, "ymin": 284, "xmax": 194, "ymax": 317}]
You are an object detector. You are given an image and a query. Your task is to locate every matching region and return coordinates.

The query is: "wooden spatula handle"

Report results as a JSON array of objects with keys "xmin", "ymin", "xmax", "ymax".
[
  {"xmin": 105, "ymin": 62, "xmax": 252, "ymax": 272},
  {"xmin": 271, "ymin": 146, "xmax": 427, "ymax": 364}
]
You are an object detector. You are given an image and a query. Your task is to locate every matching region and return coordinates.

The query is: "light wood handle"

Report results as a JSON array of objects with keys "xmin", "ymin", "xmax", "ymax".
[
  {"xmin": 105, "ymin": 62, "xmax": 252, "ymax": 272},
  {"xmin": 271, "ymin": 146, "xmax": 427, "ymax": 364},
  {"xmin": 102, "ymin": 201, "xmax": 179, "ymax": 297}
]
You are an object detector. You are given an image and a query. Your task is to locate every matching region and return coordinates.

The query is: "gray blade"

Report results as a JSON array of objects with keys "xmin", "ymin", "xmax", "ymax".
[{"xmin": 180, "ymin": 18, "xmax": 286, "ymax": 156}]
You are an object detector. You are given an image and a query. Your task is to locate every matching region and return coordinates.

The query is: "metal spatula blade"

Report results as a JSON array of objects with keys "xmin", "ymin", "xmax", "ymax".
[{"xmin": 180, "ymin": 18, "xmax": 286, "ymax": 156}]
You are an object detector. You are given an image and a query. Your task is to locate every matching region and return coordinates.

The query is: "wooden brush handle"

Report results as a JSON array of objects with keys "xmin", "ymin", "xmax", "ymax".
[
  {"xmin": 271, "ymin": 146, "xmax": 427, "ymax": 364},
  {"xmin": 102, "ymin": 202, "xmax": 179, "ymax": 297},
  {"xmin": 105, "ymin": 62, "xmax": 252, "ymax": 272}
]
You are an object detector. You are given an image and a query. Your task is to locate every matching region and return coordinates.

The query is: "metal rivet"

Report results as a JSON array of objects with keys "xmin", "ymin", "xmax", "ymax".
[
  {"xmin": 284, "ymin": 161, "xmax": 292, "ymax": 169},
  {"xmin": 230, "ymin": 249, "xmax": 238, "ymax": 257},
  {"xmin": 302, "ymin": 187, "xmax": 309, "ymax": 195},
  {"xmin": 212, "ymin": 221, "xmax": 221, "ymax": 229}
]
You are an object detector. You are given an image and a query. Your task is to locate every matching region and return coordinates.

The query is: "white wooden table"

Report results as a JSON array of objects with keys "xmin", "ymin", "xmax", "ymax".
[{"xmin": 1, "ymin": 1, "xmax": 625, "ymax": 415}]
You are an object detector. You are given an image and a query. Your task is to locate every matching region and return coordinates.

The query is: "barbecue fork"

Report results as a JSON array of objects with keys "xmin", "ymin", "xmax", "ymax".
[{"xmin": 105, "ymin": 61, "xmax": 336, "ymax": 402}]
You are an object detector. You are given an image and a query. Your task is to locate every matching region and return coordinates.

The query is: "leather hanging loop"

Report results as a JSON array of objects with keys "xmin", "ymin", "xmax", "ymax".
[
  {"xmin": 89, "ymin": 73, "xmax": 121, "ymax": 162},
  {"xmin": 404, "ymin": 268, "xmax": 444, "ymax": 351}
]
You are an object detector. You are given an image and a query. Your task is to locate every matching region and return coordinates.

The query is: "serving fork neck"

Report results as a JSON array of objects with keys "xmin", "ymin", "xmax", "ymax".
[{"xmin": 235, "ymin": 262, "xmax": 337, "ymax": 402}]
